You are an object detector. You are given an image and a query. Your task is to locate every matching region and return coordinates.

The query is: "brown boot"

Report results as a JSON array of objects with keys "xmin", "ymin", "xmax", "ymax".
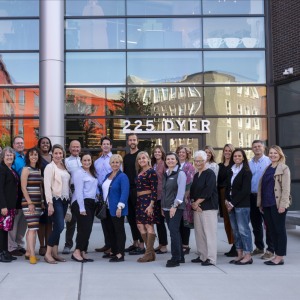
[{"xmin": 137, "ymin": 233, "xmax": 156, "ymax": 263}]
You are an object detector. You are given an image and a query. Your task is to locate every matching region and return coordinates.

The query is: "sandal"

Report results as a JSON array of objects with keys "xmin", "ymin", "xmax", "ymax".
[{"xmin": 39, "ymin": 246, "xmax": 46, "ymax": 256}]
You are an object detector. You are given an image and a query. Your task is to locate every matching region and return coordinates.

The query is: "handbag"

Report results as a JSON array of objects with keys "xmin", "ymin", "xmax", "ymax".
[
  {"xmin": 95, "ymin": 199, "xmax": 107, "ymax": 220},
  {"xmin": 64, "ymin": 204, "xmax": 72, "ymax": 222}
]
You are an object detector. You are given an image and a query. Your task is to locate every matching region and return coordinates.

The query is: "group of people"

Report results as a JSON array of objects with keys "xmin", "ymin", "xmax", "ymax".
[{"xmin": 0, "ymin": 135, "xmax": 291, "ymax": 267}]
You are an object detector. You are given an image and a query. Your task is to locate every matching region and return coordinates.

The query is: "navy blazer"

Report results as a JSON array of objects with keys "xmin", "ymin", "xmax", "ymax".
[{"xmin": 226, "ymin": 166, "xmax": 252, "ymax": 208}]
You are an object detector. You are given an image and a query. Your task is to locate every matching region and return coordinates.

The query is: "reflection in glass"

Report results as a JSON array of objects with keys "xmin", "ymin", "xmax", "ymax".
[
  {"xmin": 204, "ymin": 51, "xmax": 266, "ymax": 84},
  {"xmin": 66, "ymin": 19, "xmax": 125, "ymax": 49},
  {"xmin": 0, "ymin": 20, "xmax": 39, "ymax": 50},
  {"xmin": 204, "ymin": 86, "xmax": 266, "ymax": 115},
  {"xmin": 169, "ymin": 137, "xmax": 198, "ymax": 154},
  {"xmin": 206, "ymin": 117, "xmax": 267, "ymax": 148},
  {"xmin": 127, "ymin": 0, "xmax": 201, "ymax": 15},
  {"xmin": 278, "ymin": 115, "xmax": 300, "ymax": 147},
  {"xmin": 65, "ymin": 88, "xmax": 125, "ymax": 116},
  {"xmin": 284, "ymin": 148, "xmax": 300, "ymax": 180},
  {"xmin": 277, "ymin": 81, "xmax": 300, "ymax": 114},
  {"xmin": 127, "ymin": 51, "xmax": 202, "ymax": 84},
  {"xmin": 127, "ymin": 18, "xmax": 201, "ymax": 49},
  {"xmin": 127, "ymin": 86, "xmax": 203, "ymax": 116},
  {"xmin": 0, "ymin": 118, "xmax": 38, "ymax": 148},
  {"xmin": 202, "ymin": 0, "xmax": 264, "ymax": 15},
  {"xmin": 0, "ymin": 0, "xmax": 39, "ymax": 17},
  {"xmin": 66, "ymin": 0, "xmax": 125, "ymax": 16},
  {"xmin": 66, "ymin": 52, "xmax": 126, "ymax": 84},
  {"xmin": 0, "ymin": 88, "xmax": 39, "ymax": 117},
  {"xmin": 0, "ymin": 53, "xmax": 39, "ymax": 85},
  {"xmin": 203, "ymin": 17, "xmax": 265, "ymax": 49}
]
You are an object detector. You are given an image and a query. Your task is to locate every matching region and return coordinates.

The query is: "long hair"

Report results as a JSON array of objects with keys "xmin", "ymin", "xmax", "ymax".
[
  {"xmin": 221, "ymin": 143, "xmax": 235, "ymax": 164},
  {"xmin": 151, "ymin": 145, "xmax": 166, "ymax": 167},
  {"xmin": 204, "ymin": 145, "xmax": 217, "ymax": 163},
  {"xmin": 175, "ymin": 145, "xmax": 191, "ymax": 161},
  {"xmin": 80, "ymin": 152, "xmax": 97, "ymax": 178},
  {"xmin": 269, "ymin": 145, "xmax": 286, "ymax": 164},
  {"xmin": 230, "ymin": 148, "xmax": 250, "ymax": 171},
  {"xmin": 52, "ymin": 144, "xmax": 67, "ymax": 169},
  {"xmin": 135, "ymin": 151, "xmax": 151, "ymax": 174},
  {"xmin": 25, "ymin": 147, "xmax": 42, "ymax": 169}
]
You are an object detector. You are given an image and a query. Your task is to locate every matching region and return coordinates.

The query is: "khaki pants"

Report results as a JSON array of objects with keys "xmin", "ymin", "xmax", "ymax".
[{"xmin": 8, "ymin": 209, "xmax": 27, "ymax": 252}]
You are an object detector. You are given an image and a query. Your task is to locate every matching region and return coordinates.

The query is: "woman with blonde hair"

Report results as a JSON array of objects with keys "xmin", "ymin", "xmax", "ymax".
[
  {"xmin": 135, "ymin": 151, "xmax": 158, "ymax": 262},
  {"xmin": 257, "ymin": 145, "xmax": 291, "ymax": 266},
  {"xmin": 204, "ymin": 145, "xmax": 219, "ymax": 179}
]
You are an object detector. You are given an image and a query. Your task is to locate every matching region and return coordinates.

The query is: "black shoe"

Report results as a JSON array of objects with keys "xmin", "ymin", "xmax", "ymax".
[
  {"xmin": 201, "ymin": 259, "xmax": 214, "ymax": 266},
  {"xmin": 235, "ymin": 258, "xmax": 253, "ymax": 265},
  {"xmin": 129, "ymin": 247, "xmax": 145, "ymax": 255},
  {"xmin": 182, "ymin": 246, "xmax": 191, "ymax": 255},
  {"xmin": 166, "ymin": 259, "xmax": 180, "ymax": 268},
  {"xmin": 125, "ymin": 245, "xmax": 137, "ymax": 253},
  {"xmin": 18, "ymin": 248, "xmax": 26, "ymax": 255},
  {"xmin": 3, "ymin": 251, "xmax": 17, "ymax": 261},
  {"xmin": 95, "ymin": 246, "xmax": 110, "ymax": 253},
  {"xmin": 9, "ymin": 249, "xmax": 23, "ymax": 256},
  {"xmin": 71, "ymin": 255, "xmax": 86, "ymax": 263},
  {"xmin": 225, "ymin": 245, "xmax": 238, "ymax": 257},
  {"xmin": 103, "ymin": 253, "xmax": 116, "ymax": 259},
  {"xmin": 191, "ymin": 257, "xmax": 203, "ymax": 263},
  {"xmin": 0, "ymin": 252, "xmax": 12, "ymax": 263},
  {"xmin": 264, "ymin": 260, "xmax": 284, "ymax": 266},
  {"xmin": 179, "ymin": 257, "xmax": 185, "ymax": 263},
  {"xmin": 109, "ymin": 256, "xmax": 124, "ymax": 262},
  {"xmin": 83, "ymin": 258, "xmax": 94, "ymax": 262}
]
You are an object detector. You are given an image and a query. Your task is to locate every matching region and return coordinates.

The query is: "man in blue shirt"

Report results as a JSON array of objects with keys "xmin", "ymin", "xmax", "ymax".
[
  {"xmin": 9, "ymin": 136, "xmax": 27, "ymax": 256},
  {"xmin": 249, "ymin": 140, "xmax": 274, "ymax": 260}
]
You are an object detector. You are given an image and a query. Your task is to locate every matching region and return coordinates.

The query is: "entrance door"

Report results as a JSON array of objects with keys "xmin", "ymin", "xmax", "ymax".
[{"xmin": 138, "ymin": 133, "xmax": 202, "ymax": 156}]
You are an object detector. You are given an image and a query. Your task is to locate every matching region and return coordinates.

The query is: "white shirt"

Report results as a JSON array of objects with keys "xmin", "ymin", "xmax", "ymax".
[{"xmin": 102, "ymin": 178, "xmax": 112, "ymax": 204}]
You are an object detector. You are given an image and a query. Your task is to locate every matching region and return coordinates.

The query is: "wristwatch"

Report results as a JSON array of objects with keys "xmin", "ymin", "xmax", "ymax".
[{"xmin": 172, "ymin": 204, "xmax": 178, "ymax": 208}]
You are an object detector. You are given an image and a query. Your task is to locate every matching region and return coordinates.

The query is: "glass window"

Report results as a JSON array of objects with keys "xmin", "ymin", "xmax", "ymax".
[
  {"xmin": 202, "ymin": 0, "xmax": 264, "ymax": 15},
  {"xmin": 204, "ymin": 86, "xmax": 267, "ymax": 115},
  {"xmin": 203, "ymin": 17, "xmax": 265, "ymax": 49},
  {"xmin": 283, "ymin": 148, "xmax": 300, "ymax": 180},
  {"xmin": 66, "ymin": 0, "xmax": 125, "ymax": 16},
  {"xmin": 66, "ymin": 52, "xmax": 126, "ymax": 85},
  {"xmin": 277, "ymin": 81, "xmax": 300, "ymax": 114},
  {"xmin": 206, "ymin": 117, "xmax": 267, "ymax": 148},
  {"xmin": 204, "ymin": 51, "xmax": 266, "ymax": 84},
  {"xmin": 127, "ymin": 18, "xmax": 201, "ymax": 49},
  {"xmin": 127, "ymin": 86, "xmax": 203, "ymax": 116},
  {"xmin": 290, "ymin": 183, "xmax": 300, "ymax": 210},
  {"xmin": 65, "ymin": 19, "xmax": 125, "ymax": 50},
  {"xmin": 0, "ymin": 20, "xmax": 39, "ymax": 50},
  {"xmin": 0, "ymin": 0, "xmax": 39, "ymax": 16},
  {"xmin": 127, "ymin": 51, "xmax": 202, "ymax": 85},
  {"xmin": 0, "ymin": 88, "xmax": 39, "ymax": 117},
  {"xmin": 65, "ymin": 87, "xmax": 125, "ymax": 116},
  {"xmin": 0, "ymin": 118, "xmax": 39, "ymax": 148},
  {"xmin": 127, "ymin": 0, "xmax": 201, "ymax": 15},
  {"xmin": 0, "ymin": 53, "xmax": 39, "ymax": 85},
  {"xmin": 278, "ymin": 115, "xmax": 300, "ymax": 147}
]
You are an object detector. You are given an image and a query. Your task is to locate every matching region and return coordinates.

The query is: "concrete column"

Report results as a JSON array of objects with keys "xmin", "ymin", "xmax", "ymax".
[{"xmin": 39, "ymin": 0, "xmax": 65, "ymax": 146}]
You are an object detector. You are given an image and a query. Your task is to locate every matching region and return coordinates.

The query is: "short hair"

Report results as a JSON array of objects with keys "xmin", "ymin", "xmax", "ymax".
[
  {"xmin": 165, "ymin": 152, "xmax": 180, "ymax": 166},
  {"xmin": 252, "ymin": 140, "xmax": 265, "ymax": 146},
  {"xmin": 127, "ymin": 133, "xmax": 138, "ymax": 141},
  {"xmin": 269, "ymin": 145, "xmax": 286, "ymax": 164},
  {"xmin": 101, "ymin": 136, "xmax": 112, "ymax": 145},
  {"xmin": 194, "ymin": 150, "xmax": 207, "ymax": 162},
  {"xmin": 25, "ymin": 147, "xmax": 42, "ymax": 169},
  {"xmin": 0, "ymin": 146, "xmax": 15, "ymax": 164},
  {"xmin": 151, "ymin": 145, "xmax": 166, "ymax": 166},
  {"xmin": 221, "ymin": 143, "xmax": 235, "ymax": 163},
  {"xmin": 109, "ymin": 154, "xmax": 123, "ymax": 165},
  {"xmin": 135, "ymin": 151, "xmax": 151, "ymax": 173},
  {"xmin": 204, "ymin": 145, "xmax": 217, "ymax": 163},
  {"xmin": 80, "ymin": 152, "xmax": 97, "ymax": 178},
  {"xmin": 52, "ymin": 144, "xmax": 66, "ymax": 158},
  {"xmin": 230, "ymin": 148, "xmax": 250, "ymax": 171},
  {"xmin": 37, "ymin": 137, "xmax": 52, "ymax": 153},
  {"xmin": 175, "ymin": 145, "xmax": 191, "ymax": 160},
  {"xmin": 12, "ymin": 136, "xmax": 24, "ymax": 144}
]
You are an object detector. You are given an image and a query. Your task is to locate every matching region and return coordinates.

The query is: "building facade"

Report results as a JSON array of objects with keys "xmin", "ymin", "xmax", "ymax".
[{"xmin": 0, "ymin": 0, "xmax": 299, "ymax": 208}]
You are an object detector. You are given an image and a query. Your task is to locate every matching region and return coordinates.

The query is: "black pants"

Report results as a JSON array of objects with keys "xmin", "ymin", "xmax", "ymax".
[
  {"xmin": 250, "ymin": 193, "xmax": 274, "ymax": 252},
  {"xmin": 100, "ymin": 218, "xmax": 111, "ymax": 248},
  {"xmin": 104, "ymin": 210, "xmax": 126, "ymax": 256},
  {"xmin": 72, "ymin": 199, "xmax": 95, "ymax": 252},
  {"xmin": 263, "ymin": 206, "xmax": 287, "ymax": 256},
  {"xmin": 127, "ymin": 188, "xmax": 142, "ymax": 242},
  {"xmin": 180, "ymin": 216, "xmax": 190, "ymax": 246},
  {"xmin": 156, "ymin": 200, "xmax": 168, "ymax": 246},
  {"xmin": 0, "ymin": 230, "xmax": 8, "ymax": 252}
]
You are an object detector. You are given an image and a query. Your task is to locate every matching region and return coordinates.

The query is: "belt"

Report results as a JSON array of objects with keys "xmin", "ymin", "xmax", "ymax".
[
  {"xmin": 137, "ymin": 190, "xmax": 151, "ymax": 196},
  {"xmin": 251, "ymin": 193, "xmax": 258, "ymax": 196}
]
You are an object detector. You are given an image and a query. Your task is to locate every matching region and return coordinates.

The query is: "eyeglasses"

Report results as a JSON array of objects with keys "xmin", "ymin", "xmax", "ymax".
[{"xmin": 194, "ymin": 160, "xmax": 205, "ymax": 163}]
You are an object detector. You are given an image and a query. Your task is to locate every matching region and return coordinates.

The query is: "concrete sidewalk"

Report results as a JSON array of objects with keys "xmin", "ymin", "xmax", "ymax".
[{"xmin": 0, "ymin": 222, "xmax": 299, "ymax": 300}]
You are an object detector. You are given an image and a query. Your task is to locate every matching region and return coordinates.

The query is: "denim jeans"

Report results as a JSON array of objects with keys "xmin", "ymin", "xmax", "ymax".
[
  {"xmin": 48, "ymin": 198, "xmax": 68, "ymax": 247},
  {"xmin": 164, "ymin": 209, "xmax": 184, "ymax": 261},
  {"xmin": 229, "ymin": 207, "xmax": 253, "ymax": 254}
]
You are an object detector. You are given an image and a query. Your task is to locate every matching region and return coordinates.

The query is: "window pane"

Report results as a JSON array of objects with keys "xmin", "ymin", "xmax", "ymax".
[
  {"xmin": 284, "ymin": 148, "xmax": 300, "ymax": 180},
  {"xmin": 204, "ymin": 86, "xmax": 266, "ymax": 115},
  {"xmin": 66, "ymin": 19, "xmax": 125, "ymax": 50},
  {"xmin": 0, "ymin": 20, "xmax": 39, "ymax": 50},
  {"xmin": 277, "ymin": 81, "xmax": 300, "ymax": 114},
  {"xmin": 278, "ymin": 115, "xmax": 300, "ymax": 147},
  {"xmin": 0, "ymin": 88, "xmax": 39, "ymax": 117},
  {"xmin": 0, "ymin": 0, "xmax": 39, "ymax": 16},
  {"xmin": 203, "ymin": 17, "xmax": 265, "ymax": 49},
  {"xmin": 127, "ymin": 0, "xmax": 201, "ymax": 15},
  {"xmin": 0, "ymin": 53, "xmax": 39, "ymax": 85},
  {"xmin": 0, "ymin": 118, "xmax": 38, "ymax": 148},
  {"xmin": 204, "ymin": 51, "xmax": 266, "ymax": 84},
  {"xmin": 290, "ymin": 183, "xmax": 300, "ymax": 210},
  {"xmin": 206, "ymin": 117, "xmax": 267, "ymax": 148},
  {"xmin": 128, "ymin": 51, "xmax": 202, "ymax": 85},
  {"xmin": 66, "ymin": 0, "xmax": 125, "ymax": 16},
  {"xmin": 127, "ymin": 18, "xmax": 201, "ymax": 49},
  {"xmin": 66, "ymin": 52, "xmax": 126, "ymax": 85},
  {"xmin": 203, "ymin": 0, "xmax": 264, "ymax": 15},
  {"xmin": 127, "ymin": 86, "xmax": 203, "ymax": 116},
  {"xmin": 65, "ymin": 87, "xmax": 125, "ymax": 116}
]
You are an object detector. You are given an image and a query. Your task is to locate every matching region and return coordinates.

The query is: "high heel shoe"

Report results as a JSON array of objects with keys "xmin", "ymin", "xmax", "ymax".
[
  {"xmin": 29, "ymin": 256, "xmax": 37, "ymax": 264},
  {"xmin": 235, "ymin": 258, "xmax": 253, "ymax": 265}
]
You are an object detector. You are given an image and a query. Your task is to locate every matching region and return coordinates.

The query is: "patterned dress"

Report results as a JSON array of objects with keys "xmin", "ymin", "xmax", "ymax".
[
  {"xmin": 135, "ymin": 168, "xmax": 159, "ymax": 224},
  {"xmin": 22, "ymin": 167, "xmax": 43, "ymax": 230}
]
